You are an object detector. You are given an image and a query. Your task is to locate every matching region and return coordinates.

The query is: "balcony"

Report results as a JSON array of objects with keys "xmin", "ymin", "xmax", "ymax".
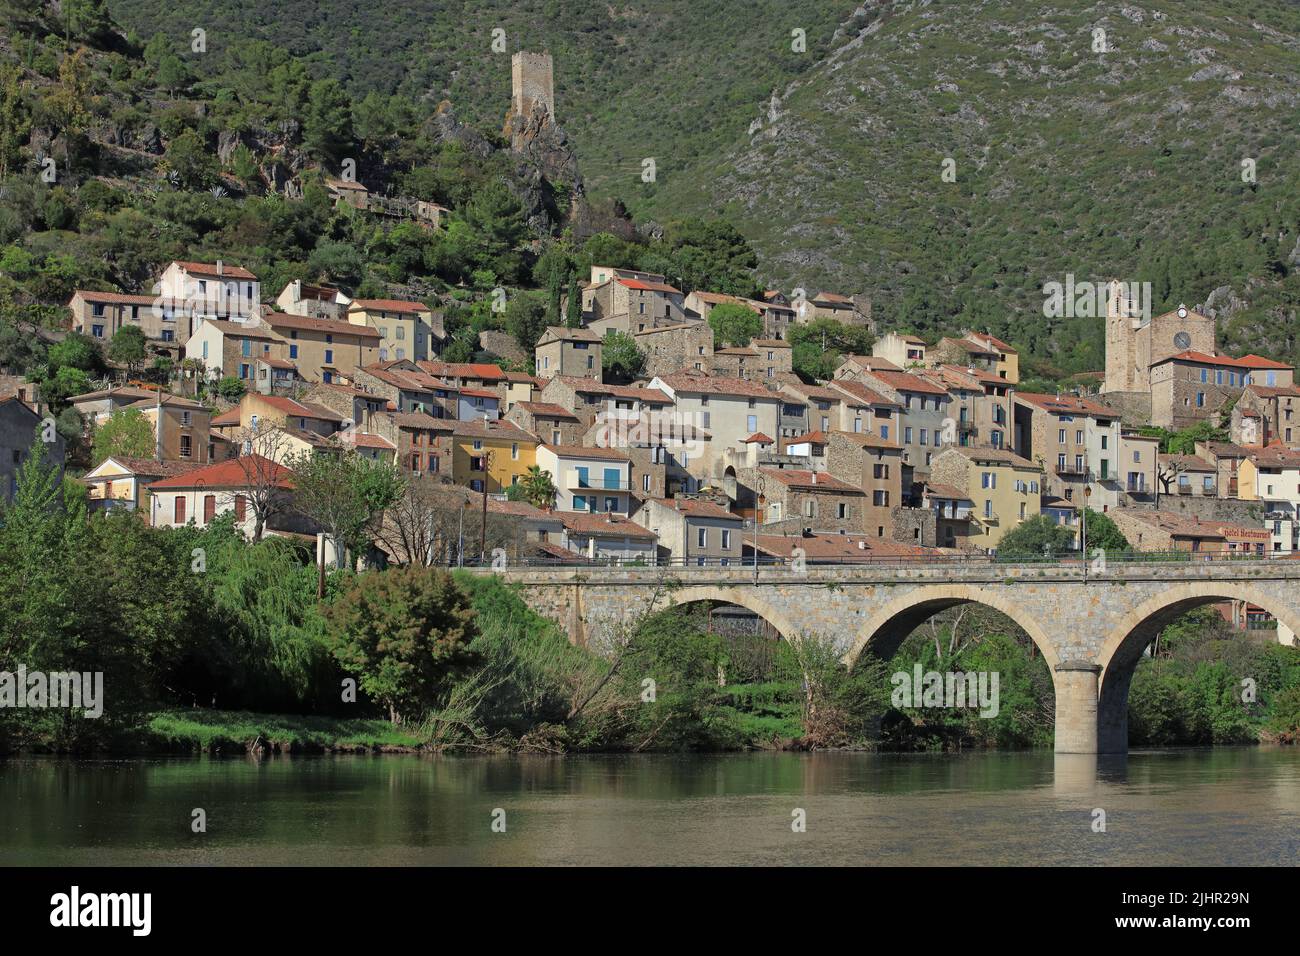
[
  {"xmin": 956, "ymin": 420, "xmax": 977, "ymax": 435},
  {"xmin": 1054, "ymin": 464, "xmax": 1088, "ymax": 477},
  {"xmin": 565, "ymin": 471, "xmax": 631, "ymax": 490}
]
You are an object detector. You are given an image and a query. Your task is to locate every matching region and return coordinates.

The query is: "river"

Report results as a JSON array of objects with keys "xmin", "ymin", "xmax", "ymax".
[{"xmin": 2, "ymin": 749, "xmax": 1298, "ymax": 865}]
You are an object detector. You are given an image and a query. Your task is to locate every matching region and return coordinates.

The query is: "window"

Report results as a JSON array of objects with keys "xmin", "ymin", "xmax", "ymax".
[
  {"xmin": 471, "ymin": 457, "xmax": 485, "ymax": 472},
  {"xmin": 324, "ymin": 349, "xmax": 334, "ymax": 365},
  {"xmin": 984, "ymin": 500, "xmax": 992, "ymax": 518},
  {"xmin": 1203, "ymin": 476, "xmax": 1214, "ymax": 492},
  {"xmin": 747, "ymin": 415, "xmax": 758, "ymax": 432},
  {"xmin": 697, "ymin": 527, "xmax": 707, "ymax": 548},
  {"xmin": 837, "ymin": 503, "xmax": 847, "ymax": 519},
  {"xmin": 642, "ymin": 473, "xmax": 650, "ymax": 491},
  {"xmin": 92, "ymin": 324, "xmax": 104, "ymax": 338},
  {"xmin": 1058, "ymin": 428, "xmax": 1066, "ymax": 444},
  {"xmin": 239, "ymin": 364, "xmax": 250, "ymax": 379},
  {"xmin": 821, "ymin": 416, "xmax": 830, "ymax": 431},
  {"xmin": 473, "ymin": 439, "xmax": 483, "ymax": 450},
  {"xmin": 604, "ymin": 496, "xmax": 618, "ymax": 512},
  {"xmin": 470, "ymin": 480, "xmax": 484, "ymax": 493},
  {"xmin": 289, "ymin": 344, "xmax": 298, "ymax": 359},
  {"xmin": 721, "ymin": 529, "xmax": 732, "ymax": 550},
  {"xmin": 511, "ymin": 443, "xmax": 519, "ymax": 460},
  {"xmin": 804, "ymin": 499, "xmax": 816, "ymax": 518},
  {"xmin": 873, "ymin": 490, "xmax": 888, "ymax": 506},
  {"xmin": 1075, "ymin": 430, "xmax": 1083, "ymax": 445},
  {"xmin": 179, "ymin": 436, "xmax": 192, "ymax": 458},
  {"xmin": 880, "ymin": 425, "xmax": 889, "ymax": 440},
  {"xmin": 920, "ymin": 428, "xmax": 928, "ymax": 446},
  {"xmin": 905, "ymin": 426, "xmax": 913, "ymax": 444},
  {"xmin": 174, "ymin": 496, "xmax": 186, "ymax": 523},
  {"xmin": 203, "ymin": 495, "xmax": 216, "ymax": 523},
  {"xmin": 981, "ymin": 472, "xmax": 995, "ymax": 489}
]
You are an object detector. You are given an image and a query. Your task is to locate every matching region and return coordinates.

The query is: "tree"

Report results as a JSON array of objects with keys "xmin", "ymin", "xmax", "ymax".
[
  {"xmin": 165, "ymin": 130, "xmax": 219, "ymax": 190},
  {"xmin": 1082, "ymin": 507, "xmax": 1130, "ymax": 554},
  {"xmin": 227, "ymin": 431, "xmax": 296, "ymax": 541},
  {"xmin": 504, "ymin": 290, "xmax": 548, "ymax": 352},
  {"xmin": 304, "ymin": 78, "xmax": 354, "ymax": 167},
  {"xmin": 108, "ymin": 324, "xmax": 147, "ymax": 378},
  {"xmin": 994, "ymin": 515, "xmax": 1078, "ymax": 560},
  {"xmin": 91, "ymin": 408, "xmax": 154, "ymax": 464},
  {"xmin": 707, "ymin": 302, "xmax": 762, "ymax": 347},
  {"xmin": 564, "ymin": 276, "xmax": 582, "ymax": 327},
  {"xmin": 0, "ymin": 64, "xmax": 30, "ymax": 180},
  {"xmin": 602, "ymin": 330, "xmax": 645, "ymax": 382},
  {"xmin": 288, "ymin": 450, "xmax": 405, "ymax": 594},
  {"xmin": 216, "ymin": 376, "xmax": 246, "ymax": 400},
  {"xmin": 325, "ymin": 566, "xmax": 480, "ymax": 723},
  {"xmin": 514, "ymin": 465, "xmax": 557, "ymax": 510}
]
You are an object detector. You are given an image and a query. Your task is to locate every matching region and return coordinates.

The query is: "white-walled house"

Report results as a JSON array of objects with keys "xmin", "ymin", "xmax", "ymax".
[
  {"xmin": 649, "ymin": 374, "xmax": 780, "ymax": 482},
  {"xmin": 535, "ymin": 444, "xmax": 634, "ymax": 514},
  {"xmin": 145, "ymin": 455, "xmax": 302, "ymax": 538},
  {"xmin": 159, "ymin": 260, "xmax": 260, "ymax": 322}
]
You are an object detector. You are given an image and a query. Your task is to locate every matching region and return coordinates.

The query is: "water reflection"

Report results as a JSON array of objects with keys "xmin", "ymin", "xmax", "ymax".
[{"xmin": 1, "ymin": 750, "xmax": 1297, "ymax": 865}]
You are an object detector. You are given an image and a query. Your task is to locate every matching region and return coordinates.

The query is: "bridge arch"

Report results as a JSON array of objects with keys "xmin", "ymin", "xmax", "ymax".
[
  {"xmin": 842, "ymin": 584, "xmax": 1062, "ymax": 673},
  {"xmin": 663, "ymin": 585, "xmax": 803, "ymax": 645},
  {"xmin": 1095, "ymin": 581, "xmax": 1300, "ymax": 752}
]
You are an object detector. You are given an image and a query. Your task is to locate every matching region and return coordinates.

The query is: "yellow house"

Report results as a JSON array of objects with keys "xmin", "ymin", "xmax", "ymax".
[
  {"xmin": 347, "ymin": 298, "xmax": 439, "ymax": 363},
  {"xmin": 449, "ymin": 418, "xmax": 539, "ymax": 493},
  {"xmin": 930, "ymin": 446, "xmax": 1043, "ymax": 550},
  {"xmin": 80, "ymin": 456, "xmax": 203, "ymax": 512}
]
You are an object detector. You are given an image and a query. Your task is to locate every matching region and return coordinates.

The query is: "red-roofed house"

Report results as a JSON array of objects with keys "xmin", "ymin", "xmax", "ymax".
[
  {"xmin": 146, "ymin": 455, "xmax": 307, "ymax": 540},
  {"xmin": 650, "ymin": 374, "xmax": 780, "ymax": 483},
  {"xmin": 159, "ymin": 260, "xmax": 259, "ymax": 322},
  {"xmin": 347, "ymin": 298, "xmax": 443, "ymax": 362},
  {"xmin": 583, "ymin": 269, "xmax": 690, "ymax": 334},
  {"xmin": 632, "ymin": 496, "xmax": 742, "ymax": 565}
]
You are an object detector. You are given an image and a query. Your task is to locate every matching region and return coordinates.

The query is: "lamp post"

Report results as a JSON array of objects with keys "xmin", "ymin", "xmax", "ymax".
[
  {"xmin": 479, "ymin": 448, "xmax": 494, "ymax": 564},
  {"xmin": 752, "ymin": 473, "xmax": 765, "ymax": 583}
]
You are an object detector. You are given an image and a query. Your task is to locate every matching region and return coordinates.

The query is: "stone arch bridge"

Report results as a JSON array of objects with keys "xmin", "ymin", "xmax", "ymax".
[{"xmin": 489, "ymin": 561, "xmax": 1300, "ymax": 754}]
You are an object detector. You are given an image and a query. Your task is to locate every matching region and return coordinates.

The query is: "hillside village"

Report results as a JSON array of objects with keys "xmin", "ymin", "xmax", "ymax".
[{"xmin": 3, "ymin": 51, "xmax": 1299, "ymax": 599}]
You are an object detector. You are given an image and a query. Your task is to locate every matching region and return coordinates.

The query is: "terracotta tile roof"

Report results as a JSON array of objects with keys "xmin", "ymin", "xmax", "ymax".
[
  {"xmin": 449, "ymin": 418, "xmax": 534, "ymax": 440},
  {"xmin": 120, "ymin": 396, "xmax": 208, "ymax": 412},
  {"xmin": 757, "ymin": 468, "xmax": 863, "ymax": 493},
  {"xmin": 201, "ymin": 319, "xmax": 278, "ymax": 339},
  {"xmin": 940, "ymin": 446, "xmax": 1037, "ymax": 468},
  {"xmin": 71, "ymin": 386, "xmax": 180, "ymax": 404},
  {"xmin": 1158, "ymin": 453, "xmax": 1215, "ymax": 472},
  {"xmin": 260, "ymin": 357, "xmax": 298, "ymax": 371},
  {"xmin": 342, "ymin": 432, "xmax": 393, "ymax": 451},
  {"xmin": 389, "ymin": 411, "xmax": 452, "ymax": 430},
  {"xmin": 71, "ymin": 290, "xmax": 158, "ymax": 306},
  {"xmin": 1234, "ymin": 354, "xmax": 1292, "ymax": 370},
  {"xmin": 1246, "ymin": 384, "xmax": 1300, "ymax": 398},
  {"xmin": 560, "ymin": 512, "xmax": 657, "ymax": 539},
  {"xmin": 1117, "ymin": 510, "xmax": 1226, "ymax": 539},
  {"xmin": 743, "ymin": 432, "xmax": 774, "ymax": 444},
  {"xmin": 557, "ymin": 377, "xmax": 674, "ymax": 403},
  {"xmin": 861, "ymin": 369, "xmax": 950, "ymax": 397},
  {"xmin": 649, "ymin": 497, "xmax": 740, "ymax": 520},
  {"xmin": 812, "ymin": 291, "xmax": 854, "ymax": 305},
  {"xmin": 714, "ymin": 347, "xmax": 759, "ymax": 356},
  {"xmin": 963, "ymin": 331, "xmax": 1017, "ymax": 353},
  {"xmin": 487, "ymin": 499, "xmax": 557, "ymax": 519},
  {"xmin": 617, "ymin": 277, "xmax": 681, "ymax": 294},
  {"xmin": 922, "ymin": 482, "xmax": 971, "ymax": 501},
  {"xmin": 516, "ymin": 402, "xmax": 580, "ymax": 420},
  {"xmin": 254, "ymin": 395, "xmax": 345, "ymax": 422},
  {"xmin": 785, "ymin": 431, "xmax": 830, "ymax": 445},
  {"xmin": 540, "ymin": 444, "xmax": 632, "ymax": 461},
  {"xmin": 535, "ymin": 541, "xmax": 588, "ymax": 562},
  {"xmin": 86, "ymin": 457, "xmax": 205, "ymax": 480},
  {"xmin": 459, "ymin": 388, "xmax": 500, "ymax": 400},
  {"xmin": 828, "ymin": 429, "xmax": 899, "ymax": 449},
  {"xmin": 827, "ymin": 380, "xmax": 900, "ymax": 407},
  {"xmin": 211, "ymin": 408, "xmax": 241, "ymax": 426},
  {"xmin": 539, "ymin": 325, "xmax": 602, "ymax": 342},
  {"xmin": 149, "ymin": 454, "xmax": 291, "ymax": 490},
  {"xmin": 418, "ymin": 361, "xmax": 507, "ymax": 382},
  {"xmin": 751, "ymin": 338, "xmax": 791, "ymax": 347},
  {"xmin": 263, "ymin": 312, "xmax": 381, "ymax": 339},
  {"xmin": 172, "ymin": 260, "xmax": 258, "ymax": 281},
  {"xmin": 349, "ymin": 298, "xmax": 431, "ymax": 314},
  {"xmin": 1160, "ymin": 350, "xmax": 1252, "ymax": 368},
  {"xmin": 655, "ymin": 373, "xmax": 776, "ymax": 400},
  {"xmin": 361, "ymin": 363, "xmax": 456, "ymax": 392},
  {"xmin": 1016, "ymin": 392, "xmax": 1116, "ymax": 417}
]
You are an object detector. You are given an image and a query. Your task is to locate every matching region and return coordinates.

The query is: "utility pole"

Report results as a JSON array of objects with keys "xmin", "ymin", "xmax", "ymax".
[{"xmin": 479, "ymin": 449, "xmax": 494, "ymax": 564}]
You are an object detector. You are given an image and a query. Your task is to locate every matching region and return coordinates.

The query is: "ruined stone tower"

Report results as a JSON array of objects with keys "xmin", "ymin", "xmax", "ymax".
[{"xmin": 511, "ymin": 51, "xmax": 555, "ymax": 124}]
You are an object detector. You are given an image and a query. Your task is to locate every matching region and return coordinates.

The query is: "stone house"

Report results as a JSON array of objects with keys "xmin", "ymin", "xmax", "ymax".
[
  {"xmin": 68, "ymin": 290, "xmax": 192, "ymax": 352},
  {"xmin": 823, "ymin": 430, "xmax": 906, "ymax": 538},
  {"xmin": 0, "ymin": 397, "xmax": 63, "ymax": 501},
  {"xmin": 347, "ymin": 298, "xmax": 443, "ymax": 363},
  {"xmin": 1149, "ymin": 351, "xmax": 1249, "ymax": 430},
  {"xmin": 1108, "ymin": 509, "xmax": 1228, "ymax": 553},
  {"xmin": 158, "ymin": 260, "xmax": 259, "ymax": 323},
  {"xmin": 556, "ymin": 512, "xmax": 658, "ymax": 564},
  {"xmin": 872, "ymin": 331, "xmax": 927, "ymax": 368},
  {"xmin": 184, "ymin": 319, "xmax": 283, "ymax": 385},
  {"xmin": 854, "ymin": 369, "xmax": 952, "ymax": 484},
  {"xmin": 146, "ymin": 455, "xmax": 312, "ymax": 538},
  {"xmin": 755, "ymin": 467, "xmax": 866, "ymax": 535},
  {"xmin": 534, "ymin": 325, "xmax": 602, "ymax": 380},
  {"xmin": 649, "ymin": 374, "xmax": 781, "ymax": 482},
  {"xmin": 507, "ymin": 401, "xmax": 585, "ymax": 447},
  {"xmin": 1235, "ymin": 381, "xmax": 1300, "ymax": 448},
  {"xmin": 448, "ymin": 418, "xmax": 538, "ymax": 493},
  {"xmin": 538, "ymin": 376, "xmax": 675, "ymax": 430},
  {"xmin": 1013, "ymin": 392, "xmax": 1122, "ymax": 510},
  {"xmin": 584, "ymin": 274, "xmax": 689, "ymax": 334},
  {"xmin": 929, "ymin": 446, "xmax": 1043, "ymax": 551},
  {"xmin": 632, "ymin": 497, "xmax": 743, "ymax": 565},
  {"xmin": 276, "ymin": 281, "xmax": 351, "ymax": 321},
  {"xmin": 633, "ymin": 322, "xmax": 714, "ymax": 377},
  {"xmin": 351, "ymin": 360, "xmax": 459, "ymax": 418},
  {"xmin": 262, "ymin": 312, "xmax": 381, "ymax": 384}
]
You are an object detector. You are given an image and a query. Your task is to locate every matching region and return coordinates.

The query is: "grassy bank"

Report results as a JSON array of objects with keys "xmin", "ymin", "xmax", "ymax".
[{"xmin": 144, "ymin": 710, "xmax": 426, "ymax": 754}]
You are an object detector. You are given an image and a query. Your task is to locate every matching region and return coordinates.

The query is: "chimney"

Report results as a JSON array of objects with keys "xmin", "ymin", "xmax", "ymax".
[
  {"xmin": 216, "ymin": 260, "xmax": 224, "ymax": 276},
  {"xmin": 811, "ymin": 472, "xmax": 817, "ymax": 484}
]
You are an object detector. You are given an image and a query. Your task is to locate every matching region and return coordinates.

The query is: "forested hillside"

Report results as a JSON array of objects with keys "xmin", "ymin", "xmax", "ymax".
[{"xmin": 4, "ymin": 0, "xmax": 1300, "ymax": 387}]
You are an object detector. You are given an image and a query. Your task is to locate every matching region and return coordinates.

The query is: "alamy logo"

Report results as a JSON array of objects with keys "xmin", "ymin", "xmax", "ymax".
[
  {"xmin": 1042, "ymin": 275, "xmax": 1151, "ymax": 322},
  {"xmin": 0, "ymin": 666, "xmax": 103, "ymax": 718},
  {"xmin": 891, "ymin": 663, "xmax": 1000, "ymax": 718},
  {"xmin": 50, "ymin": 886, "xmax": 151, "ymax": 936}
]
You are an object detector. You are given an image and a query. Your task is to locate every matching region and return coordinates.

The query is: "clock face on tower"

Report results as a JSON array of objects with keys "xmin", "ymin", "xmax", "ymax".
[{"xmin": 1173, "ymin": 331, "xmax": 1191, "ymax": 350}]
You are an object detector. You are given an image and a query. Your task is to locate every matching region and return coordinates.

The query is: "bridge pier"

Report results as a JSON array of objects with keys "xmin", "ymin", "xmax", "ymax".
[{"xmin": 1053, "ymin": 661, "xmax": 1102, "ymax": 754}]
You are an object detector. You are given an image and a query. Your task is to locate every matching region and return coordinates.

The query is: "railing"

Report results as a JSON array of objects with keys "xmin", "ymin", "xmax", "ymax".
[
  {"xmin": 462, "ymin": 548, "xmax": 1300, "ymax": 571},
  {"xmin": 566, "ymin": 472, "xmax": 632, "ymax": 490}
]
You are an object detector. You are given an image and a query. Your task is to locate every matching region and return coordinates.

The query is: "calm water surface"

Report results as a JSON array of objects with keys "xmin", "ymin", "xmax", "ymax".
[{"xmin": 2, "ymin": 749, "xmax": 1298, "ymax": 865}]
